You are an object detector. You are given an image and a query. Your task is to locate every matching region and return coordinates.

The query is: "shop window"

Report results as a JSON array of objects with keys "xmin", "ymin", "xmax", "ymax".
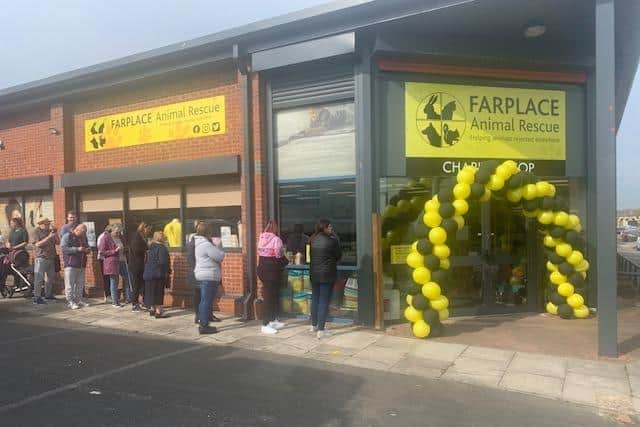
[
  {"xmin": 0, "ymin": 197, "xmax": 24, "ymax": 241},
  {"xmin": 79, "ymin": 191, "xmax": 124, "ymax": 247},
  {"xmin": 24, "ymin": 195, "xmax": 54, "ymax": 236},
  {"xmin": 128, "ymin": 186, "xmax": 181, "ymax": 247},
  {"xmin": 185, "ymin": 181, "xmax": 241, "ymax": 248}
]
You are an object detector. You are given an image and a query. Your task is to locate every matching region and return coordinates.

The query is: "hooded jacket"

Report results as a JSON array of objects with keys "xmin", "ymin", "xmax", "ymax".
[
  {"xmin": 309, "ymin": 232, "xmax": 342, "ymax": 284},
  {"xmin": 257, "ymin": 232, "xmax": 288, "ymax": 283},
  {"xmin": 193, "ymin": 235, "xmax": 225, "ymax": 282}
]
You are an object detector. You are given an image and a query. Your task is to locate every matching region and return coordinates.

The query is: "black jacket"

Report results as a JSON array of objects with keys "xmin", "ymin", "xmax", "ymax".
[
  {"xmin": 309, "ymin": 233, "xmax": 342, "ymax": 284},
  {"xmin": 128, "ymin": 232, "xmax": 148, "ymax": 273},
  {"xmin": 143, "ymin": 242, "xmax": 169, "ymax": 281},
  {"xmin": 186, "ymin": 236, "xmax": 197, "ymax": 286}
]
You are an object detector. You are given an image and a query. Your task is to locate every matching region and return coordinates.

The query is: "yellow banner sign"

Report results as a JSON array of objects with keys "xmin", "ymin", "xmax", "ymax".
[
  {"xmin": 84, "ymin": 96, "xmax": 225, "ymax": 152},
  {"xmin": 405, "ymin": 83, "xmax": 565, "ymax": 160},
  {"xmin": 390, "ymin": 245, "xmax": 413, "ymax": 265}
]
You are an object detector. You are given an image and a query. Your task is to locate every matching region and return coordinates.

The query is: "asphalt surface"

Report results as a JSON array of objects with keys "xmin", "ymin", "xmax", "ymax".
[{"xmin": 0, "ymin": 307, "xmax": 632, "ymax": 427}]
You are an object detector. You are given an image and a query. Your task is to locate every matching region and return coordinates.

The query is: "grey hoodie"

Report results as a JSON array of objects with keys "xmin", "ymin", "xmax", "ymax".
[{"xmin": 193, "ymin": 235, "xmax": 225, "ymax": 282}]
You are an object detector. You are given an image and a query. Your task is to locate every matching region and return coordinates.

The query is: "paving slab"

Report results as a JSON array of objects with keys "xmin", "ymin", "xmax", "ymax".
[
  {"xmin": 374, "ymin": 335, "xmax": 419, "ymax": 352},
  {"xmin": 499, "ymin": 371, "xmax": 563, "ymax": 399},
  {"xmin": 409, "ymin": 341, "xmax": 467, "ymax": 362},
  {"xmin": 447, "ymin": 356, "xmax": 509, "ymax": 375},
  {"xmin": 310, "ymin": 343, "xmax": 359, "ymax": 357},
  {"xmin": 628, "ymin": 374, "xmax": 640, "ymax": 397},
  {"xmin": 282, "ymin": 333, "xmax": 322, "ymax": 352},
  {"xmin": 562, "ymin": 381, "xmax": 632, "ymax": 410},
  {"xmin": 262, "ymin": 342, "xmax": 309, "ymax": 357},
  {"xmin": 441, "ymin": 370, "xmax": 502, "ymax": 388},
  {"xmin": 461, "ymin": 346, "xmax": 514, "ymax": 363},
  {"xmin": 353, "ymin": 344, "xmax": 408, "ymax": 367},
  {"xmin": 324, "ymin": 330, "xmax": 382, "ymax": 350},
  {"xmin": 231, "ymin": 335, "xmax": 281, "ymax": 351},
  {"xmin": 564, "ymin": 372, "xmax": 631, "ymax": 394},
  {"xmin": 567, "ymin": 358, "xmax": 628, "ymax": 379},
  {"xmin": 507, "ymin": 353, "xmax": 567, "ymax": 379},
  {"xmin": 341, "ymin": 356, "xmax": 396, "ymax": 371},
  {"xmin": 389, "ymin": 355, "xmax": 446, "ymax": 379},
  {"xmin": 302, "ymin": 351, "xmax": 350, "ymax": 366}
]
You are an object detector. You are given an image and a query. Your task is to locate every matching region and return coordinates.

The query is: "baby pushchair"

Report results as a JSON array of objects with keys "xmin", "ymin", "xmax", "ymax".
[{"xmin": 0, "ymin": 248, "xmax": 34, "ymax": 298}]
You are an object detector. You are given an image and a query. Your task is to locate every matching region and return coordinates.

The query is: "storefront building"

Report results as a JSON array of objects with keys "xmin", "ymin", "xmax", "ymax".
[{"xmin": 0, "ymin": 0, "xmax": 638, "ymax": 356}]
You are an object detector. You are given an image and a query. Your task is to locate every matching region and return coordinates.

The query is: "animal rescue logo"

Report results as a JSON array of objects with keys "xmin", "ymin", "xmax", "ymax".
[{"xmin": 415, "ymin": 92, "xmax": 466, "ymax": 148}]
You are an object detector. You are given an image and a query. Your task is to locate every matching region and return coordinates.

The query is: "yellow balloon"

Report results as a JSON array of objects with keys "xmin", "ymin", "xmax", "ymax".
[
  {"xmin": 433, "ymin": 244, "xmax": 451, "ymax": 260},
  {"xmin": 547, "ymin": 261, "xmax": 558, "ymax": 272},
  {"xmin": 546, "ymin": 302, "xmax": 558, "ymax": 315},
  {"xmin": 573, "ymin": 305, "xmax": 589, "ymax": 319},
  {"xmin": 558, "ymin": 282, "xmax": 575, "ymax": 297},
  {"xmin": 575, "ymin": 259, "xmax": 590, "ymax": 273},
  {"xmin": 429, "ymin": 227, "xmax": 447, "ymax": 245},
  {"xmin": 383, "ymin": 205, "xmax": 399, "ymax": 218},
  {"xmin": 453, "ymin": 183, "xmax": 471, "ymax": 200},
  {"xmin": 423, "ymin": 211, "xmax": 442, "ymax": 228},
  {"xmin": 479, "ymin": 188, "xmax": 492, "ymax": 202},
  {"xmin": 440, "ymin": 258, "xmax": 451, "ymax": 270},
  {"xmin": 453, "ymin": 199, "xmax": 469, "ymax": 216},
  {"xmin": 567, "ymin": 250, "xmax": 584, "ymax": 266},
  {"xmin": 406, "ymin": 294, "xmax": 413, "ymax": 306},
  {"xmin": 422, "ymin": 282, "xmax": 442, "ymax": 300},
  {"xmin": 456, "ymin": 169, "xmax": 475, "ymax": 185},
  {"xmin": 425, "ymin": 198, "xmax": 440, "ymax": 212},
  {"xmin": 396, "ymin": 199, "xmax": 411, "ymax": 213},
  {"xmin": 506, "ymin": 189, "xmax": 523, "ymax": 203},
  {"xmin": 430, "ymin": 295, "xmax": 449, "ymax": 311},
  {"xmin": 406, "ymin": 251, "xmax": 425, "ymax": 269},
  {"xmin": 495, "ymin": 165, "xmax": 511, "ymax": 181},
  {"xmin": 404, "ymin": 306, "xmax": 423, "ymax": 323},
  {"xmin": 550, "ymin": 271, "xmax": 567, "ymax": 285},
  {"xmin": 544, "ymin": 235, "xmax": 558, "ymax": 247},
  {"xmin": 567, "ymin": 293, "xmax": 585, "ymax": 309},
  {"xmin": 554, "ymin": 211, "xmax": 569, "ymax": 227},
  {"xmin": 503, "ymin": 160, "xmax": 519, "ymax": 174},
  {"xmin": 555, "ymin": 243, "xmax": 573, "ymax": 258},
  {"xmin": 547, "ymin": 183, "xmax": 556, "ymax": 197},
  {"xmin": 522, "ymin": 184, "xmax": 538, "ymax": 200},
  {"xmin": 412, "ymin": 267, "xmax": 432, "ymax": 285},
  {"xmin": 453, "ymin": 215, "xmax": 465, "ymax": 230},
  {"xmin": 412, "ymin": 320, "xmax": 431, "ymax": 338},
  {"xmin": 438, "ymin": 308, "xmax": 450, "ymax": 321},
  {"xmin": 487, "ymin": 175, "xmax": 505, "ymax": 191},
  {"xmin": 523, "ymin": 209, "xmax": 539, "ymax": 218},
  {"xmin": 537, "ymin": 210, "xmax": 555, "ymax": 225},
  {"xmin": 575, "ymin": 223, "xmax": 582, "ymax": 233},
  {"xmin": 567, "ymin": 214, "xmax": 580, "ymax": 230},
  {"xmin": 536, "ymin": 181, "xmax": 553, "ymax": 197},
  {"xmin": 411, "ymin": 241, "xmax": 418, "ymax": 252}
]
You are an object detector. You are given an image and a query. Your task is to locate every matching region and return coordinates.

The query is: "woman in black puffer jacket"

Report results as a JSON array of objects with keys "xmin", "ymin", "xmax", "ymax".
[{"xmin": 309, "ymin": 218, "xmax": 342, "ymax": 339}]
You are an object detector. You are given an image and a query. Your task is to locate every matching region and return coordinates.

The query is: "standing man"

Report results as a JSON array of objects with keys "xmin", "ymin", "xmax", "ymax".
[
  {"xmin": 60, "ymin": 224, "xmax": 89, "ymax": 309},
  {"xmin": 31, "ymin": 217, "xmax": 59, "ymax": 304},
  {"xmin": 59, "ymin": 211, "xmax": 78, "ymax": 238}
]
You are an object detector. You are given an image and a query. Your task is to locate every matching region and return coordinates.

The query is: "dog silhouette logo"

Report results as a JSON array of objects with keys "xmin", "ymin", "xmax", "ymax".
[{"xmin": 416, "ymin": 92, "xmax": 466, "ymax": 148}]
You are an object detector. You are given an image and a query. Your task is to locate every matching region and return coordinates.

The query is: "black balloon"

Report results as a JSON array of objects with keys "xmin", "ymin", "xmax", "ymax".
[
  {"xmin": 471, "ymin": 183, "xmax": 486, "ymax": 199},
  {"xmin": 548, "ymin": 252, "xmax": 565, "ymax": 265},
  {"xmin": 411, "ymin": 294, "xmax": 429, "ymax": 310},
  {"xmin": 522, "ymin": 198, "xmax": 540, "ymax": 212},
  {"xmin": 550, "ymin": 292, "xmax": 566, "ymax": 306},
  {"xmin": 474, "ymin": 169, "xmax": 491, "ymax": 185},
  {"xmin": 432, "ymin": 269, "xmax": 450, "ymax": 286},
  {"xmin": 438, "ymin": 188, "xmax": 454, "ymax": 203},
  {"xmin": 550, "ymin": 227, "xmax": 566, "ymax": 239},
  {"xmin": 554, "ymin": 197, "xmax": 569, "ymax": 213},
  {"xmin": 424, "ymin": 254, "xmax": 440, "ymax": 270},
  {"xmin": 541, "ymin": 197, "xmax": 555, "ymax": 210},
  {"xmin": 423, "ymin": 308, "xmax": 439, "ymax": 325},
  {"xmin": 558, "ymin": 304, "xmax": 574, "ymax": 319},
  {"xmin": 506, "ymin": 173, "xmax": 523, "ymax": 189},
  {"xmin": 429, "ymin": 322, "xmax": 444, "ymax": 337},
  {"xmin": 404, "ymin": 281, "xmax": 422, "ymax": 295},
  {"xmin": 520, "ymin": 171, "xmax": 537, "ymax": 185},
  {"xmin": 565, "ymin": 230, "xmax": 579, "ymax": 246},
  {"xmin": 547, "ymin": 284, "xmax": 557, "ymax": 295},
  {"xmin": 559, "ymin": 262, "xmax": 574, "ymax": 276},
  {"xmin": 442, "ymin": 218, "xmax": 458, "ymax": 235},
  {"xmin": 569, "ymin": 272, "xmax": 585, "ymax": 287},
  {"xmin": 417, "ymin": 239, "xmax": 433, "ymax": 255},
  {"xmin": 439, "ymin": 203, "xmax": 455, "ymax": 218}
]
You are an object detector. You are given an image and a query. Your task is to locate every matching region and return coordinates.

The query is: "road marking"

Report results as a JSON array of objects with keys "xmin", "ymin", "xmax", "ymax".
[{"xmin": 0, "ymin": 343, "xmax": 207, "ymax": 414}]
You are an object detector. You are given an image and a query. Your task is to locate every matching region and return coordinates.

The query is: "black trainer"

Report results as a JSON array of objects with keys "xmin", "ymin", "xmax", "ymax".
[{"xmin": 198, "ymin": 326, "xmax": 218, "ymax": 335}]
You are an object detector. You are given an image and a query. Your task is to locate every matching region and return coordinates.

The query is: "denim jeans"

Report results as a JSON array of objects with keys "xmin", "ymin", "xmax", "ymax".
[
  {"xmin": 109, "ymin": 275, "xmax": 119, "ymax": 304},
  {"xmin": 311, "ymin": 282, "xmax": 334, "ymax": 331},
  {"xmin": 34, "ymin": 257, "xmax": 56, "ymax": 298},
  {"xmin": 197, "ymin": 280, "xmax": 220, "ymax": 328},
  {"xmin": 119, "ymin": 261, "xmax": 132, "ymax": 302}
]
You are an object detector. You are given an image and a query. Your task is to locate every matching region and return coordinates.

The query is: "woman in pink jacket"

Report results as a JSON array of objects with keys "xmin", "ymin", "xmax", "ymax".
[
  {"xmin": 256, "ymin": 220, "xmax": 289, "ymax": 334},
  {"xmin": 98, "ymin": 227, "xmax": 123, "ymax": 307}
]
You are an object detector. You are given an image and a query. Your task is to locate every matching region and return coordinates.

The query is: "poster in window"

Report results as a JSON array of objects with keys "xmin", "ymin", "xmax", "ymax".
[
  {"xmin": 0, "ymin": 197, "xmax": 23, "ymax": 239},
  {"xmin": 24, "ymin": 195, "xmax": 54, "ymax": 236}
]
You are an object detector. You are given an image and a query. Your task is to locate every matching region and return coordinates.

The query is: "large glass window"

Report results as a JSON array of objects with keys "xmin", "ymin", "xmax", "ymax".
[
  {"xmin": 24, "ymin": 195, "xmax": 55, "ymax": 236},
  {"xmin": 128, "ymin": 186, "xmax": 181, "ymax": 247},
  {"xmin": 79, "ymin": 190, "xmax": 124, "ymax": 247}
]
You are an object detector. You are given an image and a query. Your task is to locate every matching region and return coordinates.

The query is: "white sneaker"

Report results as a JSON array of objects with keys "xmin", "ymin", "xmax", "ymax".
[
  {"xmin": 78, "ymin": 300, "xmax": 90, "ymax": 307},
  {"xmin": 70, "ymin": 303, "xmax": 80, "ymax": 310},
  {"xmin": 269, "ymin": 320, "xmax": 285, "ymax": 330},
  {"xmin": 309, "ymin": 325, "xmax": 318, "ymax": 332},
  {"xmin": 261, "ymin": 325, "xmax": 278, "ymax": 335},
  {"xmin": 317, "ymin": 330, "xmax": 332, "ymax": 339}
]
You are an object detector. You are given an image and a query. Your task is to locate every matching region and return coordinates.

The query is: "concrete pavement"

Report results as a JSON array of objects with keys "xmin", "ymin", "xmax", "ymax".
[{"xmin": 1, "ymin": 296, "xmax": 638, "ymax": 423}]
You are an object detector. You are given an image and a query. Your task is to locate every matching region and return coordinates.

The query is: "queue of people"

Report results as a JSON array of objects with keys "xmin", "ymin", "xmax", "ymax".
[{"xmin": 1, "ymin": 211, "xmax": 343, "ymax": 339}]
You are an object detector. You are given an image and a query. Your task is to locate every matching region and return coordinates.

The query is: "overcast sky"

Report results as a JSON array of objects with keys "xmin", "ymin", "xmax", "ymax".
[{"xmin": 0, "ymin": 0, "xmax": 638, "ymax": 209}]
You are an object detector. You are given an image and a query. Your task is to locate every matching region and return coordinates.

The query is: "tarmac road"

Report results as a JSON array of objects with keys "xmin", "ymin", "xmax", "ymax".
[{"xmin": 0, "ymin": 310, "xmax": 632, "ymax": 427}]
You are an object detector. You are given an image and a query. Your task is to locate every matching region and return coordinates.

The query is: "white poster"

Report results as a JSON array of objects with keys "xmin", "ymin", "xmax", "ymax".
[{"xmin": 83, "ymin": 221, "xmax": 96, "ymax": 247}]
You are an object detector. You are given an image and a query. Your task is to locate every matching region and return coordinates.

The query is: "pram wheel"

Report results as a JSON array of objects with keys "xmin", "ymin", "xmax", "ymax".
[
  {"xmin": 0, "ymin": 286, "xmax": 7, "ymax": 298},
  {"xmin": 7, "ymin": 287, "xmax": 15, "ymax": 298}
]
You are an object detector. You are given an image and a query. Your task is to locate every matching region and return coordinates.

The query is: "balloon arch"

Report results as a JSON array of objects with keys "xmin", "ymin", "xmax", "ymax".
[{"xmin": 382, "ymin": 159, "xmax": 590, "ymax": 339}]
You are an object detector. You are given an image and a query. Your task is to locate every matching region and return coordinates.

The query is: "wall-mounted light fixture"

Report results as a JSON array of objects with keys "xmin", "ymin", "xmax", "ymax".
[
  {"xmin": 48, "ymin": 127, "xmax": 60, "ymax": 135},
  {"xmin": 0, "ymin": 139, "xmax": 5, "ymax": 150}
]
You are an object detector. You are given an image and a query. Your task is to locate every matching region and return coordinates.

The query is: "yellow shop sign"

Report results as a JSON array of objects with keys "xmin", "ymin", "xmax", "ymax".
[
  {"xmin": 84, "ymin": 96, "xmax": 225, "ymax": 152},
  {"xmin": 405, "ymin": 82, "xmax": 565, "ymax": 160}
]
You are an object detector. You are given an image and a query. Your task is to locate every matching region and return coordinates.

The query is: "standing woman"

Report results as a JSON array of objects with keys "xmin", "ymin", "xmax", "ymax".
[
  {"xmin": 98, "ymin": 227, "xmax": 122, "ymax": 307},
  {"xmin": 309, "ymin": 219, "xmax": 342, "ymax": 338},
  {"xmin": 256, "ymin": 220, "xmax": 289, "ymax": 334},
  {"xmin": 193, "ymin": 222, "xmax": 225, "ymax": 335},
  {"xmin": 128, "ymin": 222, "xmax": 150, "ymax": 311},
  {"xmin": 7, "ymin": 217, "xmax": 29, "ymax": 291},
  {"xmin": 143, "ymin": 231, "xmax": 170, "ymax": 318},
  {"xmin": 111, "ymin": 224, "xmax": 132, "ymax": 304}
]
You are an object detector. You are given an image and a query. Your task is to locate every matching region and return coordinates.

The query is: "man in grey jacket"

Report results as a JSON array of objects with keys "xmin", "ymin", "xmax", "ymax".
[
  {"xmin": 60, "ymin": 224, "xmax": 89, "ymax": 309},
  {"xmin": 193, "ymin": 222, "xmax": 225, "ymax": 335}
]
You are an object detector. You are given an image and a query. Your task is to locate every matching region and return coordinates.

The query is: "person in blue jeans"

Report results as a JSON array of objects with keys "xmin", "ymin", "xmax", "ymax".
[
  {"xmin": 193, "ymin": 222, "xmax": 225, "ymax": 335},
  {"xmin": 309, "ymin": 219, "xmax": 342, "ymax": 339}
]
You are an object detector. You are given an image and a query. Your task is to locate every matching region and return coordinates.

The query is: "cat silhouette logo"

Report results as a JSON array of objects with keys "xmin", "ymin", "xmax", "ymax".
[
  {"xmin": 416, "ymin": 92, "xmax": 466, "ymax": 148},
  {"xmin": 88, "ymin": 122, "xmax": 107, "ymax": 150}
]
